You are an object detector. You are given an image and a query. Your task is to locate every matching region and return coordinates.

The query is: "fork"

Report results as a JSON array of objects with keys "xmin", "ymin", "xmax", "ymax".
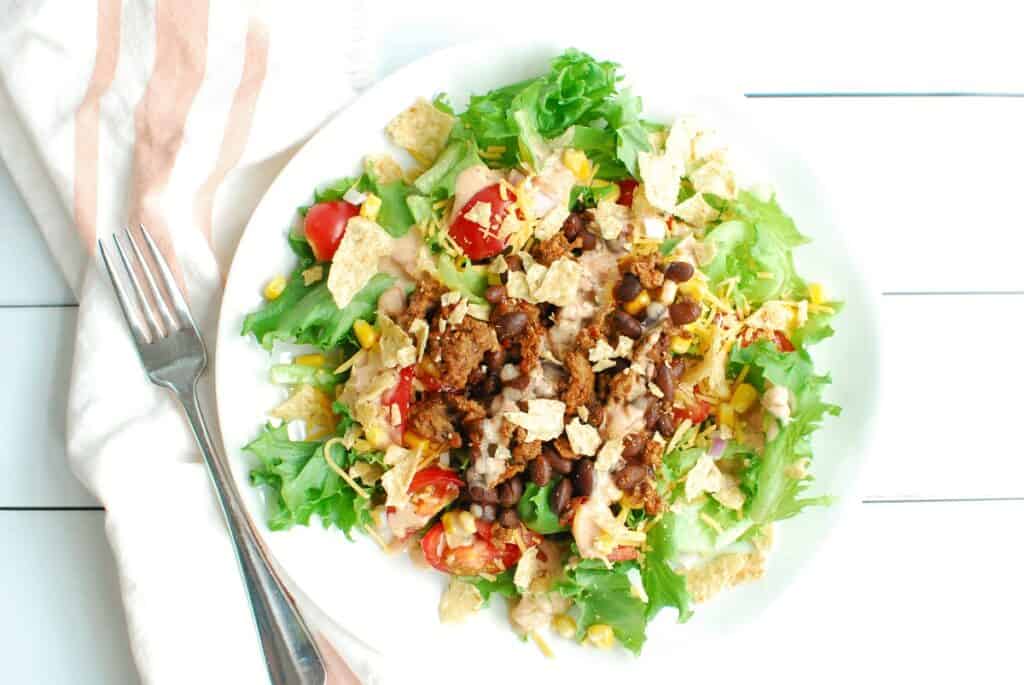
[{"xmin": 99, "ymin": 225, "xmax": 327, "ymax": 685}]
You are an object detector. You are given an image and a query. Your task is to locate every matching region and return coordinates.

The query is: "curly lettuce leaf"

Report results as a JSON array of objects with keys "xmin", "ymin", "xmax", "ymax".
[
  {"xmin": 466, "ymin": 570, "xmax": 519, "ymax": 605},
  {"xmin": 704, "ymin": 191, "xmax": 809, "ymax": 306},
  {"xmin": 641, "ymin": 512, "xmax": 693, "ymax": 623},
  {"xmin": 517, "ymin": 481, "xmax": 568, "ymax": 534},
  {"xmin": 731, "ymin": 341, "xmax": 840, "ymax": 523},
  {"xmin": 245, "ymin": 425, "xmax": 374, "ymax": 537},
  {"xmin": 454, "ymin": 49, "xmax": 644, "ymax": 178},
  {"xmin": 242, "ymin": 272, "xmax": 394, "ymax": 350},
  {"xmin": 412, "ymin": 139, "xmax": 484, "ymax": 198},
  {"xmin": 558, "ymin": 559, "xmax": 648, "ymax": 654},
  {"xmin": 437, "ymin": 254, "xmax": 488, "ymax": 304}
]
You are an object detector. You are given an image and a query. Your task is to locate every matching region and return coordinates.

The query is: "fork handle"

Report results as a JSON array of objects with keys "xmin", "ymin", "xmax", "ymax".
[{"xmin": 179, "ymin": 385, "xmax": 327, "ymax": 685}]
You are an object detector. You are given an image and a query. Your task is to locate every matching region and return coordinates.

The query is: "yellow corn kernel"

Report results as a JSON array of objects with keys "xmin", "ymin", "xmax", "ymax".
[
  {"xmin": 670, "ymin": 335, "xmax": 690, "ymax": 356},
  {"xmin": 363, "ymin": 424, "xmax": 389, "ymax": 449},
  {"xmin": 585, "ymin": 624, "xmax": 616, "ymax": 650},
  {"xmin": 404, "ymin": 430, "xmax": 432, "ymax": 454},
  {"xmin": 552, "ymin": 614, "xmax": 577, "ymax": 640},
  {"xmin": 295, "ymin": 353, "xmax": 326, "ymax": 367},
  {"xmin": 808, "ymin": 282, "xmax": 826, "ymax": 305},
  {"xmin": 623, "ymin": 290, "xmax": 651, "ymax": 316},
  {"xmin": 592, "ymin": 178, "xmax": 620, "ymax": 203},
  {"xmin": 562, "ymin": 148, "xmax": 592, "ymax": 181},
  {"xmin": 442, "ymin": 511, "xmax": 477, "ymax": 544},
  {"xmin": 360, "ymin": 193, "xmax": 382, "ymax": 220},
  {"xmin": 263, "ymin": 275, "xmax": 287, "ymax": 301},
  {"xmin": 718, "ymin": 402, "xmax": 736, "ymax": 428},
  {"xmin": 353, "ymin": 319, "xmax": 378, "ymax": 349},
  {"xmin": 731, "ymin": 383, "xmax": 758, "ymax": 413}
]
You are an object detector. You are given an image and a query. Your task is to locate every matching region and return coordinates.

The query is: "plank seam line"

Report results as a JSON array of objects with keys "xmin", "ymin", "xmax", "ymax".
[
  {"xmin": 0, "ymin": 303, "xmax": 79, "ymax": 309},
  {"xmin": 863, "ymin": 496, "xmax": 1024, "ymax": 504},
  {"xmin": 882, "ymin": 291, "xmax": 1024, "ymax": 297},
  {"xmin": 745, "ymin": 92, "xmax": 1024, "ymax": 98}
]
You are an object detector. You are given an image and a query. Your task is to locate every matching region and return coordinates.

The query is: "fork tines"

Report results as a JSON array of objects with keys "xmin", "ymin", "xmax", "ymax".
[{"xmin": 98, "ymin": 225, "xmax": 194, "ymax": 344}]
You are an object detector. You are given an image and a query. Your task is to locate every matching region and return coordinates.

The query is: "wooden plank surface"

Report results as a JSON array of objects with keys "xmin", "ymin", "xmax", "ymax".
[{"xmin": 1, "ymin": 511, "xmax": 140, "ymax": 685}]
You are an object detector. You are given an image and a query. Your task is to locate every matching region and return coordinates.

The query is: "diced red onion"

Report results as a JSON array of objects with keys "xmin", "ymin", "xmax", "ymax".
[{"xmin": 709, "ymin": 435, "xmax": 727, "ymax": 458}]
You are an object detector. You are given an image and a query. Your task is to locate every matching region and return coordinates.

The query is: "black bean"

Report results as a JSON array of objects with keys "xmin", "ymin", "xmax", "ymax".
[
  {"xmin": 644, "ymin": 402, "xmax": 662, "ymax": 431},
  {"xmin": 485, "ymin": 346, "xmax": 506, "ymax": 370},
  {"xmin": 474, "ymin": 373, "xmax": 500, "ymax": 397},
  {"xmin": 572, "ymin": 459, "xmax": 596, "ymax": 496},
  {"xmin": 669, "ymin": 297, "xmax": 701, "ymax": 325},
  {"xmin": 612, "ymin": 310, "xmax": 643, "ymax": 339},
  {"xmin": 551, "ymin": 477, "xmax": 573, "ymax": 515},
  {"xmin": 613, "ymin": 272, "xmax": 642, "ymax": 302},
  {"xmin": 614, "ymin": 464, "xmax": 647, "ymax": 490},
  {"xmin": 499, "ymin": 508, "xmax": 520, "ymax": 527},
  {"xmin": 469, "ymin": 485, "xmax": 499, "ymax": 505},
  {"xmin": 497, "ymin": 477, "xmax": 523, "ymax": 508},
  {"xmin": 544, "ymin": 447, "xmax": 574, "ymax": 475},
  {"xmin": 664, "ymin": 261, "xmax": 695, "ymax": 282},
  {"xmin": 484, "ymin": 284, "xmax": 507, "ymax": 304},
  {"xmin": 654, "ymin": 363, "xmax": 674, "ymax": 400},
  {"xmin": 494, "ymin": 311, "xmax": 528, "ymax": 339},
  {"xmin": 529, "ymin": 456, "xmax": 552, "ymax": 486},
  {"xmin": 562, "ymin": 213, "xmax": 584, "ymax": 241},
  {"xmin": 622, "ymin": 433, "xmax": 647, "ymax": 460},
  {"xmin": 479, "ymin": 504, "xmax": 497, "ymax": 522},
  {"xmin": 657, "ymin": 413, "xmax": 676, "ymax": 438},
  {"xmin": 579, "ymin": 231, "xmax": 597, "ymax": 251},
  {"xmin": 505, "ymin": 254, "xmax": 524, "ymax": 272}
]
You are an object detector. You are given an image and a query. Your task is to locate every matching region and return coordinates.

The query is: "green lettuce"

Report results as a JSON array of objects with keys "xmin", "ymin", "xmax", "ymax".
[
  {"xmin": 437, "ymin": 254, "xmax": 488, "ymax": 304},
  {"xmin": 558, "ymin": 559, "xmax": 648, "ymax": 654},
  {"xmin": 453, "ymin": 49, "xmax": 646, "ymax": 179},
  {"xmin": 730, "ymin": 341, "xmax": 840, "ymax": 523},
  {"xmin": 242, "ymin": 272, "xmax": 394, "ymax": 350},
  {"xmin": 640, "ymin": 512, "xmax": 693, "ymax": 623},
  {"xmin": 517, "ymin": 481, "xmax": 568, "ymax": 534},
  {"xmin": 703, "ymin": 191, "xmax": 809, "ymax": 306},
  {"xmin": 466, "ymin": 570, "xmax": 519, "ymax": 605},
  {"xmin": 268, "ymin": 363, "xmax": 337, "ymax": 391},
  {"xmin": 245, "ymin": 425, "xmax": 375, "ymax": 537}
]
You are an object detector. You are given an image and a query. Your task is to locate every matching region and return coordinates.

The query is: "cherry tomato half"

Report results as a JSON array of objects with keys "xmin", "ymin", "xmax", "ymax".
[
  {"xmin": 304, "ymin": 200, "xmax": 359, "ymax": 262},
  {"xmin": 673, "ymin": 388, "xmax": 712, "ymax": 424},
  {"xmin": 420, "ymin": 518, "xmax": 539, "ymax": 576},
  {"xmin": 617, "ymin": 179, "xmax": 639, "ymax": 207},
  {"xmin": 382, "ymin": 366, "xmax": 415, "ymax": 442},
  {"xmin": 448, "ymin": 184, "xmax": 515, "ymax": 260},
  {"xmin": 408, "ymin": 467, "xmax": 463, "ymax": 518},
  {"xmin": 740, "ymin": 329, "xmax": 796, "ymax": 353}
]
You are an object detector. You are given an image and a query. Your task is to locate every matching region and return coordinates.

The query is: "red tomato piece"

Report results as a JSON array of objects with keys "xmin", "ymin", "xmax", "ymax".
[
  {"xmin": 420, "ymin": 518, "xmax": 541, "ymax": 576},
  {"xmin": 607, "ymin": 546, "xmax": 640, "ymax": 562},
  {"xmin": 616, "ymin": 179, "xmax": 639, "ymax": 207},
  {"xmin": 304, "ymin": 200, "xmax": 359, "ymax": 261},
  {"xmin": 673, "ymin": 389, "xmax": 712, "ymax": 424},
  {"xmin": 448, "ymin": 184, "xmax": 515, "ymax": 260},
  {"xmin": 772, "ymin": 331, "xmax": 795, "ymax": 352},
  {"xmin": 381, "ymin": 366, "xmax": 415, "ymax": 441},
  {"xmin": 408, "ymin": 467, "xmax": 462, "ymax": 518},
  {"xmin": 740, "ymin": 329, "xmax": 796, "ymax": 353}
]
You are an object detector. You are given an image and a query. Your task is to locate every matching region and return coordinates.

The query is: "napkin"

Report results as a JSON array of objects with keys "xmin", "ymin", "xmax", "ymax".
[{"xmin": 0, "ymin": 1, "xmax": 385, "ymax": 682}]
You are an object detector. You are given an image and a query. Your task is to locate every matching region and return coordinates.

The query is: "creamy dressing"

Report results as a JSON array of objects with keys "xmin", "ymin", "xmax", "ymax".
[{"xmin": 452, "ymin": 164, "xmax": 501, "ymax": 216}]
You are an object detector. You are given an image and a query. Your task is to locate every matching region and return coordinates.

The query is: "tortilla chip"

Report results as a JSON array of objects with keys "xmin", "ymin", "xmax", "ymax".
[
  {"xmin": 270, "ymin": 385, "xmax": 337, "ymax": 436},
  {"xmin": 385, "ymin": 98, "xmax": 455, "ymax": 164}
]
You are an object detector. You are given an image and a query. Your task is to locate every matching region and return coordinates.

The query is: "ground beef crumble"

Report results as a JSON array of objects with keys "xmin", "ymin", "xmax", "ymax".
[
  {"xmin": 425, "ymin": 316, "xmax": 500, "ymax": 391},
  {"xmin": 562, "ymin": 349, "xmax": 595, "ymax": 417},
  {"xmin": 622, "ymin": 254, "xmax": 664, "ymax": 290},
  {"xmin": 398, "ymin": 276, "xmax": 446, "ymax": 328}
]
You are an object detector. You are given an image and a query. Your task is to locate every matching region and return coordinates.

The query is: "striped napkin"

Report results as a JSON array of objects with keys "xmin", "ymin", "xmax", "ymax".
[{"xmin": 0, "ymin": 1, "xmax": 385, "ymax": 682}]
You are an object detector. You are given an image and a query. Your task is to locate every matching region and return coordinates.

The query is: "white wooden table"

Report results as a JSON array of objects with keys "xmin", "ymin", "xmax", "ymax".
[{"xmin": 4, "ymin": 4, "xmax": 1023, "ymax": 683}]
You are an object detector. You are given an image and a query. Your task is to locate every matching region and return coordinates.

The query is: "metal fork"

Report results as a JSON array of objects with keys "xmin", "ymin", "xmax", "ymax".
[{"xmin": 98, "ymin": 225, "xmax": 326, "ymax": 685}]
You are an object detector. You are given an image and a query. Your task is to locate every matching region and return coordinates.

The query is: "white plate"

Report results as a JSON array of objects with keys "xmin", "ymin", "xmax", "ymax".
[{"xmin": 216, "ymin": 39, "xmax": 880, "ymax": 682}]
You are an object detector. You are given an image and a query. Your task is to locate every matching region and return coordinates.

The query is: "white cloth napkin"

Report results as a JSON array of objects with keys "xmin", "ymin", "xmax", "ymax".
[{"xmin": 0, "ymin": 1, "xmax": 387, "ymax": 682}]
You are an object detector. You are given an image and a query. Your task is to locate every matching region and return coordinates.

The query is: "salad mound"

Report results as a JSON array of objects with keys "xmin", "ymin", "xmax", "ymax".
[{"xmin": 242, "ymin": 49, "xmax": 840, "ymax": 654}]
